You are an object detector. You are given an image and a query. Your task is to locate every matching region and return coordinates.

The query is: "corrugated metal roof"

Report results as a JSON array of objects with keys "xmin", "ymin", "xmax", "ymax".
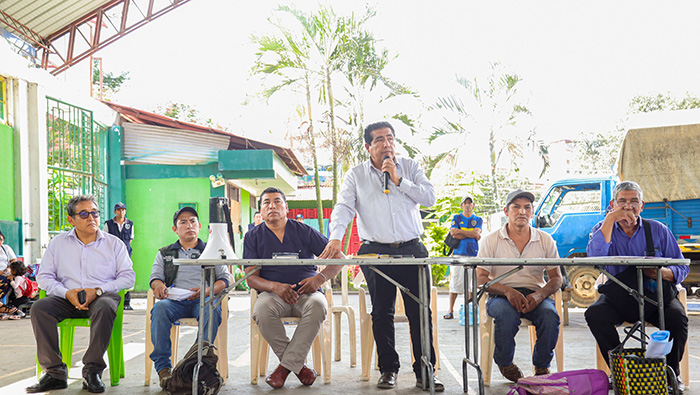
[
  {"xmin": 103, "ymin": 101, "xmax": 307, "ymax": 175},
  {"xmin": 0, "ymin": 0, "xmax": 113, "ymax": 40},
  {"xmin": 123, "ymin": 123, "xmax": 230, "ymax": 165}
]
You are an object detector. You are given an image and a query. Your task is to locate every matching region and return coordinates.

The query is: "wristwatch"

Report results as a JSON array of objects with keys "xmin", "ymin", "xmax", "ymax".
[{"xmin": 95, "ymin": 287, "xmax": 103, "ymax": 297}]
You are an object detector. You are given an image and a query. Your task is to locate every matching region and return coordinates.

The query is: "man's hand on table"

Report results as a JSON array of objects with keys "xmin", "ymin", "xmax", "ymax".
[{"xmin": 318, "ymin": 239, "xmax": 342, "ymax": 259}]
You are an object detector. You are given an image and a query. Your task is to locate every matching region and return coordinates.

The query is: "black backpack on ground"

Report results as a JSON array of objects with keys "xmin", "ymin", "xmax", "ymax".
[{"xmin": 164, "ymin": 341, "xmax": 223, "ymax": 395}]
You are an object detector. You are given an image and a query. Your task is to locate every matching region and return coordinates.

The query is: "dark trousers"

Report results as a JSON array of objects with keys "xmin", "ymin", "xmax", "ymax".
[
  {"xmin": 585, "ymin": 293, "xmax": 688, "ymax": 375},
  {"xmin": 358, "ymin": 241, "xmax": 436, "ymax": 377},
  {"xmin": 7, "ymin": 293, "xmax": 29, "ymax": 308},
  {"xmin": 30, "ymin": 293, "xmax": 120, "ymax": 380}
]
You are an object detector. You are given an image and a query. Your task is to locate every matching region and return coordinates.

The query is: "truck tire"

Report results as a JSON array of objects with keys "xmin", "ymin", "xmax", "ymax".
[{"xmin": 567, "ymin": 265, "xmax": 601, "ymax": 308}]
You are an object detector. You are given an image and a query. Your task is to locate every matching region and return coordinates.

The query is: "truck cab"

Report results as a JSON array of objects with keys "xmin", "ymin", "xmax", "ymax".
[{"xmin": 532, "ymin": 177, "xmax": 616, "ymax": 307}]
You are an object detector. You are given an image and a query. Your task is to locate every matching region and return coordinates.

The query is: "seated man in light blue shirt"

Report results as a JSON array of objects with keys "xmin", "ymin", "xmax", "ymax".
[
  {"xmin": 28, "ymin": 195, "xmax": 135, "ymax": 394},
  {"xmin": 148, "ymin": 207, "xmax": 231, "ymax": 389}
]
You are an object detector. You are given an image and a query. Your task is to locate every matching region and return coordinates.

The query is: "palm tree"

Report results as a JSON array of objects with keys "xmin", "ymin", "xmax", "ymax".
[
  {"xmin": 250, "ymin": 13, "xmax": 326, "ymax": 233},
  {"xmin": 339, "ymin": 7, "xmax": 416, "ymax": 166},
  {"xmin": 430, "ymin": 62, "xmax": 547, "ymax": 210}
]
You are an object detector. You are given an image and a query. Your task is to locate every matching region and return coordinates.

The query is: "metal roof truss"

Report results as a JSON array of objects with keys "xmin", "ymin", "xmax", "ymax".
[{"xmin": 1, "ymin": 0, "xmax": 192, "ymax": 75}]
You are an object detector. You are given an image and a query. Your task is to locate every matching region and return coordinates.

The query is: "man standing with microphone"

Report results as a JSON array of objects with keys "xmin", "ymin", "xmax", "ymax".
[{"xmin": 320, "ymin": 121, "xmax": 442, "ymax": 391}]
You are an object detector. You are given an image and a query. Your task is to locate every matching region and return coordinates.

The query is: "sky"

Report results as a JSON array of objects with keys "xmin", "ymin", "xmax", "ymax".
[{"xmin": 55, "ymin": 0, "xmax": 700, "ymax": 177}]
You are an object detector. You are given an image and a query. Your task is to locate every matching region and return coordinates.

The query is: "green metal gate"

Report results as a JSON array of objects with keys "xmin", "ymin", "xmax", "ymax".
[{"xmin": 46, "ymin": 97, "xmax": 108, "ymax": 235}]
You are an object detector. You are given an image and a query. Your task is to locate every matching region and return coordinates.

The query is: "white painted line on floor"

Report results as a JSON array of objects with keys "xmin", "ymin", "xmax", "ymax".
[
  {"xmin": 1, "ymin": 343, "xmax": 146, "ymax": 394},
  {"xmin": 439, "ymin": 349, "xmax": 463, "ymax": 387},
  {"xmin": 230, "ymin": 347, "xmax": 250, "ymax": 367}
]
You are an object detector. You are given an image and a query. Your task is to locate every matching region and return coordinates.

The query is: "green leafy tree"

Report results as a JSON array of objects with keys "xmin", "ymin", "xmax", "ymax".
[
  {"xmin": 91, "ymin": 60, "xmax": 129, "ymax": 100},
  {"xmin": 574, "ymin": 127, "xmax": 625, "ymax": 174},
  {"xmin": 155, "ymin": 102, "xmax": 226, "ymax": 130},
  {"xmin": 576, "ymin": 92, "xmax": 700, "ymax": 174},
  {"xmin": 629, "ymin": 92, "xmax": 700, "ymax": 113}
]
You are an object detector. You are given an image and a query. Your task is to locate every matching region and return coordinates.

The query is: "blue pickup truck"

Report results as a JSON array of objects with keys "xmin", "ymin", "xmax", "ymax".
[{"xmin": 532, "ymin": 118, "xmax": 700, "ymax": 307}]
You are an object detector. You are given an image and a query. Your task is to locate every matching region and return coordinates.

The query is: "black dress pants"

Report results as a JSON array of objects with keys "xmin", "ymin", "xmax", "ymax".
[
  {"xmin": 585, "ymin": 293, "xmax": 688, "ymax": 375},
  {"xmin": 31, "ymin": 293, "xmax": 120, "ymax": 380},
  {"xmin": 358, "ymin": 241, "xmax": 436, "ymax": 378}
]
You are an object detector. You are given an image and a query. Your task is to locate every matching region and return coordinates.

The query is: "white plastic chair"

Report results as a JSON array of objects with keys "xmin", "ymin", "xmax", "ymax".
[
  {"xmin": 329, "ymin": 265, "xmax": 357, "ymax": 367},
  {"xmin": 358, "ymin": 286, "xmax": 440, "ymax": 381},
  {"xmin": 144, "ymin": 289, "xmax": 229, "ymax": 385},
  {"xmin": 249, "ymin": 288, "xmax": 332, "ymax": 384},
  {"xmin": 593, "ymin": 274, "xmax": 689, "ymax": 387},
  {"xmin": 479, "ymin": 290, "xmax": 564, "ymax": 386}
]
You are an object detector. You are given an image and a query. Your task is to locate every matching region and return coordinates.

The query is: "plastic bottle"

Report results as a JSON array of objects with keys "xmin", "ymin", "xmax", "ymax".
[{"xmin": 458, "ymin": 304, "xmax": 465, "ymax": 326}]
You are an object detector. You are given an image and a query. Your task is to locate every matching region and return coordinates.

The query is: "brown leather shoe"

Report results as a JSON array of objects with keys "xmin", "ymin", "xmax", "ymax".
[
  {"xmin": 498, "ymin": 363, "xmax": 524, "ymax": 383},
  {"xmin": 265, "ymin": 364, "xmax": 291, "ymax": 389},
  {"xmin": 158, "ymin": 368, "xmax": 171, "ymax": 390},
  {"xmin": 295, "ymin": 364, "xmax": 317, "ymax": 386},
  {"xmin": 377, "ymin": 371, "xmax": 397, "ymax": 389},
  {"xmin": 534, "ymin": 367, "xmax": 550, "ymax": 376}
]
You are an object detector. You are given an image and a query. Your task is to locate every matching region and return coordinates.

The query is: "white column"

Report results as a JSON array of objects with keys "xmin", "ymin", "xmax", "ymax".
[
  {"xmin": 13, "ymin": 79, "xmax": 49, "ymax": 264},
  {"xmin": 27, "ymin": 83, "xmax": 49, "ymax": 257}
]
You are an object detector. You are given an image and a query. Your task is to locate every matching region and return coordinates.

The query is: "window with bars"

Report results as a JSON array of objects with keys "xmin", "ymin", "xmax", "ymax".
[{"xmin": 46, "ymin": 97, "xmax": 108, "ymax": 236}]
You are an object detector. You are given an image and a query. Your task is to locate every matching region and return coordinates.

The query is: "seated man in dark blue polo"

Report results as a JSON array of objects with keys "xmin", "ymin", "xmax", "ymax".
[{"xmin": 244, "ymin": 187, "xmax": 342, "ymax": 389}]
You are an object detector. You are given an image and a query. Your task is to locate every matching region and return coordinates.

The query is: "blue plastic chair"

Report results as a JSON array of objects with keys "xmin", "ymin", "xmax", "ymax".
[{"xmin": 36, "ymin": 289, "xmax": 126, "ymax": 386}]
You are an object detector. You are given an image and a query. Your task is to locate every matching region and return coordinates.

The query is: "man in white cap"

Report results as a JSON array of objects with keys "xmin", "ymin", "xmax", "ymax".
[
  {"xmin": 476, "ymin": 189, "xmax": 561, "ymax": 383},
  {"xmin": 444, "ymin": 195, "xmax": 482, "ymax": 320}
]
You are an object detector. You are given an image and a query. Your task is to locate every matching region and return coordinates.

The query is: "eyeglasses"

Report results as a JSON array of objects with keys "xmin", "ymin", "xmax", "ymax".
[
  {"xmin": 74, "ymin": 210, "xmax": 100, "ymax": 219},
  {"xmin": 615, "ymin": 200, "xmax": 640, "ymax": 208}
]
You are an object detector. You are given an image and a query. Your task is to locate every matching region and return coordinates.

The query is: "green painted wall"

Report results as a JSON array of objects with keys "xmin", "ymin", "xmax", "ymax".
[
  {"xmin": 107, "ymin": 126, "xmax": 124, "ymax": 210},
  {"xmin": 239, "ymin": 189, "xmax": 254, "ymax": 248},
  {"xmin": 0, "ymin": 123, "xmax": 15, "ymax": 221},
  {"xmin": 125, "ymin": 178, "xmax": 212, "ymax": 292}
]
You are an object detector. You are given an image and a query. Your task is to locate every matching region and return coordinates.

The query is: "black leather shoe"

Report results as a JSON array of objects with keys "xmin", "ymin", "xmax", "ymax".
[
  {"xmin": 82, "ymin": 372, "xmax": 105, "ymax": 393},
  {"xmin": 669, "ymin": 375, "xmax": 685, "ymax": 394},
  {"xmin": 377, "ymin": 371, "xmax": 397, "ymax": 389},
  {"xmin": 26, "ymin": 374, "xmax": 68, "ymax": 393},
  {"xmin": 416, "ymin": 375, "xmax": 445, "ymax": 392}
]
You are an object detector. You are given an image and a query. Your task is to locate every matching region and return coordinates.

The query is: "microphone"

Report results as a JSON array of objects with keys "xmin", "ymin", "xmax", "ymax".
[{"xmin": 383, "ymin": 155, "xmax": 390, "ymax": 194}]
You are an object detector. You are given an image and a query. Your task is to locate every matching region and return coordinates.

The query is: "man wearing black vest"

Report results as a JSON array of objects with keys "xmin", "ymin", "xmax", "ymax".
[
  {"xmin": 148, "ymin": 206, "xmax": 231, "ymax": 390},
  {"xmin": 104, "ymin": 202, "xmax": 134, "ymax": 309}
]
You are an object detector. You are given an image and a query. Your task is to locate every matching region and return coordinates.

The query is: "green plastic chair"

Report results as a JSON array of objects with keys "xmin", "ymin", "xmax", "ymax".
[{"xmin": 36, "ymin": 289, "xmax": 126, "ymax": 386}]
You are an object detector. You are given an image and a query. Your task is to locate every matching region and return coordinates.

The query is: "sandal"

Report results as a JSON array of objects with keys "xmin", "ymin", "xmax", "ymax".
[
  {"xmin": 443, "ymin": 312, "xmax": 454, "ymax": 319},
  {"xmin": 0, "ymin": 306, "xmax": 17, "ymax": 314}
]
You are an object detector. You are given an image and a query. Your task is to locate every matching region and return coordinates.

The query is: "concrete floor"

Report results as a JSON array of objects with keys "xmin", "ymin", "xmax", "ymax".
[{"xmin": 1, "ymin": 292, "xmax": 698, "ymax": 395}]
